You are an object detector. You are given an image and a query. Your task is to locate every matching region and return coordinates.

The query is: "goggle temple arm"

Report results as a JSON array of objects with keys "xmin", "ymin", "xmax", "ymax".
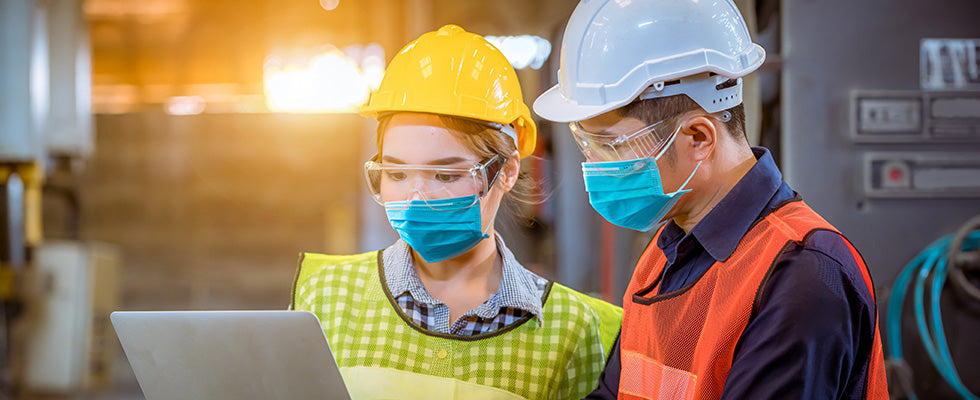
[{"xmin": 482, "ymin": 156, "xmax": 503, "ymax": 196}]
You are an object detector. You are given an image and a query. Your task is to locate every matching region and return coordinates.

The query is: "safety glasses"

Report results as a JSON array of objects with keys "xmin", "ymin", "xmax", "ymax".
[
  {"xmin": 364, "ymin": 155, "xmax": 503, "ymax": 210},
  {"xmin": 569, "ymin": 120, "xmax": 675, "ymax": 162}
]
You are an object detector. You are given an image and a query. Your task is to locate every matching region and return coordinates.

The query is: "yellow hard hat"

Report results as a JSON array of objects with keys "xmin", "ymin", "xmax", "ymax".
[{"xmin": 360, "ymin": 24, "xmax": 537, "ymax": 158}]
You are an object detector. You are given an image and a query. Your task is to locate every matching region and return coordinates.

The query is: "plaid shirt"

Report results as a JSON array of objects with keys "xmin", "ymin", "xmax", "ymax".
[{"xmin": 382, "ymin": 235, "xmax": 547, "ymax": 336}]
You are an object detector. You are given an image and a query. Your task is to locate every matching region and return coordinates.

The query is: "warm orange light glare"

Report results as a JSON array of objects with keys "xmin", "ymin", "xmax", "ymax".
[{"xmin": 264, "ymin": 48, "xmax": 370, "ymax": 113}]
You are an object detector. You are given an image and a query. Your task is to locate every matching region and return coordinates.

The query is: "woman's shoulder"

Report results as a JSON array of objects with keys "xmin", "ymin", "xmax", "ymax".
[
  {"xmin": 300, "ymin": 250, "xmax": 379, "ymax": 270},
  {"xmin": 294, "ymin": 251, "xmax": 380, "ymax": 285},
  {"xmin": 544, "ymin": 283, "xmax": 623, "ymax": 326},
  {"xmin": 541, "ymin": 283, "xmax": 622, "ymax": 360},
  {"xmin": 299, "ymin": 250, "xmax": 379, "ymax": 266},
  {"xmin": 291, "ymin": 250, "xmax": 382, "ymax": 310}
]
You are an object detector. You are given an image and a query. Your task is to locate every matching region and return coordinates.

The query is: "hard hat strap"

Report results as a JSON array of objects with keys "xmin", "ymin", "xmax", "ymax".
[{"xmin": 487, "ymin": 122, "xmax": 520, "ymax": 152}]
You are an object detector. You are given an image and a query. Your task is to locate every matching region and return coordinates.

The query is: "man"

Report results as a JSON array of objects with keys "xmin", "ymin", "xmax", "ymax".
[{"xmin": 532, "ymin": 0, "xmax": 889, "ymax": 399}]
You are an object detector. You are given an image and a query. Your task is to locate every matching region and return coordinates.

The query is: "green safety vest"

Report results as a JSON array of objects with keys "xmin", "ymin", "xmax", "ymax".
[{"xmin": 291, "ymin": 251, "xmax": 622, "ymax": 400}]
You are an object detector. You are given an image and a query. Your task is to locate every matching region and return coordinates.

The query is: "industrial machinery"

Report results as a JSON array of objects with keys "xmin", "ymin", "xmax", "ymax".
[{"xmin": 1, "ymin": 0, "xmax": 117, "ymax": 397}]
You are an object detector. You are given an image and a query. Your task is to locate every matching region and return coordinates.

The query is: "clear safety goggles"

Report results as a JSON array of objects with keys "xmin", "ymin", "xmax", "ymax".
[
  {"xmin": 570, "ymin": 108, "xmax": 735, "ymax": 163},
  {"xmin": 569, "ymin": 120, "xmax": 676, "ymax": 162},
  {"xmin": 364, "ymin": 155, "xmax": 503, "ymax": 210}
]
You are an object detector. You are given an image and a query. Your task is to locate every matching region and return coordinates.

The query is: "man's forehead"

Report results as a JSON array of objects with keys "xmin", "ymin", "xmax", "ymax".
[{"xmin": 579, "ymin": 110, "xmax": 649, "ymax": 136}]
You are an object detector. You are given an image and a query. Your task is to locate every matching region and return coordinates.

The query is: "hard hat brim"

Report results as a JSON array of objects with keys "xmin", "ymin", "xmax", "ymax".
[{"xmin": 533, "ymin": 84, "xmax": 620, "ymax": 123}]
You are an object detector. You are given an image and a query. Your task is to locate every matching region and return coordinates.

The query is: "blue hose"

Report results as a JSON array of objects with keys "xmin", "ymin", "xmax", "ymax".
[{"xmin": 886, "ymin": 230, "xmax": 980, "ymax": 400}]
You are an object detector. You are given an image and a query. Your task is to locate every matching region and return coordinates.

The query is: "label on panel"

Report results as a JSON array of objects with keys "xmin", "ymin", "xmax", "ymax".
[{"xmin": 921, "ymin": 38, "xmax": 980, "ymax": 91}]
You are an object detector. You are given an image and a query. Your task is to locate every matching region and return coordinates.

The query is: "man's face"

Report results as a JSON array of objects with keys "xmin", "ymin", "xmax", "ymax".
[{"xmin": 576, "ymin": 108, "xmax": 698, "ymax": 199}]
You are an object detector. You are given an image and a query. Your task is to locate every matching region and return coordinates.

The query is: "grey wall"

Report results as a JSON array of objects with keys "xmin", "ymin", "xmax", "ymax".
[{"xmin": 782, "ymin": 0, "xmax": 980, "ymax": 284}]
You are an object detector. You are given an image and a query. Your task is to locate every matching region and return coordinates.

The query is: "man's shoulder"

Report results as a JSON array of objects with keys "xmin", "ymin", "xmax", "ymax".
[
  {"xmin": 798, "ymin": 229, "xmax": 860, "ymax": 266},
  {"xmin": 767, "ymin": 230, "xmax": 874, "ymax": 309}
]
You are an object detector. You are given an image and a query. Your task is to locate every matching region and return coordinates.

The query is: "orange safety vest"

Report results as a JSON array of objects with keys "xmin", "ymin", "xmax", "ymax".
[{"xmin": 618, "ymin": 199, "xmax": 888, "ymax": 400}]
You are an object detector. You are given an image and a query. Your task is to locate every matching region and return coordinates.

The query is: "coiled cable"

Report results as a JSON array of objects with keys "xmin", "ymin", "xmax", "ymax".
[{"xmin": 886, "ymin": 217, "xmax": 980, "ymax": 400}]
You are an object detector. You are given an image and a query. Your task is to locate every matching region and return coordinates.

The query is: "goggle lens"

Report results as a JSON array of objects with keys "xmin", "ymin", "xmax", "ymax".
[{"xmin": 364, "ymin": 156, "xmax": 502, "ymax": 210}]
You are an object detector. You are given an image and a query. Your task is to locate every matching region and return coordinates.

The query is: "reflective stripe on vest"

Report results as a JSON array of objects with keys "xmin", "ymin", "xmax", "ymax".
[{"xmin": 618, "ymin": 199, "xmax": 888, "ymax": 400}]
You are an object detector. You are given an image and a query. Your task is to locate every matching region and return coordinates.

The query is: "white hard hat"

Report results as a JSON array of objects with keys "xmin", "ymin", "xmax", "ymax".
[{"xmin": 534, "ymin": 0, "xmax": 766, "ymax": 123}]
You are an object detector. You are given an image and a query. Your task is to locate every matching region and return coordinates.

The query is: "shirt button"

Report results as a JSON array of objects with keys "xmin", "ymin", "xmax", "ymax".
[{"xmin": 437, "ymin": 349, "xmax": 448, "ymax": 359}]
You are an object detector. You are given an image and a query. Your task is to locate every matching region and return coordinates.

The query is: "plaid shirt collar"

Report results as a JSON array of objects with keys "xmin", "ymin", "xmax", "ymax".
[{"xmin": 382, "ymin": 234, "xmax": 545, "ymax": 326}]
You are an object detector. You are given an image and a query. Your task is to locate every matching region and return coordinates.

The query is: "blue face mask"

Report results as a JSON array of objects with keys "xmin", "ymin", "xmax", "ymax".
[
  {"xmin": 581, "ymin": 129, "xmax": 701, "ymax": 232},
  {"xmin": 384, "ymin": 195, "xmax": 491, "ymax": 263}
]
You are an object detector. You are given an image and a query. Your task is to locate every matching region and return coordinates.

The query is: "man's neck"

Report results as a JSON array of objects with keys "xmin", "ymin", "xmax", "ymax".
[{"xmin": 674, "ymin": 145, "xmax": 756, "ymax": 233}]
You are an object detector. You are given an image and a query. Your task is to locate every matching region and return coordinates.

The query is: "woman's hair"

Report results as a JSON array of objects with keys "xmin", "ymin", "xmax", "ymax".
[{"xmin": 375, "ymin": 113, "xmax": 536, "ymax": 205}]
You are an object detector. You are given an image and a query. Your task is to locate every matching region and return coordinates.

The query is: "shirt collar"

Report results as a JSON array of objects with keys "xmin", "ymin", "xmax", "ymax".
[
  {"xmin": 382, "ymin": 240, "xmax": 440, "ymax": 305},
  {"xmin": 659, "ymin": 147, "xmax": 783, "ymax": 262},
  {"xmin": 382, "ymin": 233, "xmax": 546, "ymax": 325}
]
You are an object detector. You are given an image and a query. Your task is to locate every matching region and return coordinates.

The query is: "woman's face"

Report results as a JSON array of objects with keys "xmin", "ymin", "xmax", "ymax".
[{"xmin": 379, "ymin": 113, "xmax": 511, "ymax": 230}]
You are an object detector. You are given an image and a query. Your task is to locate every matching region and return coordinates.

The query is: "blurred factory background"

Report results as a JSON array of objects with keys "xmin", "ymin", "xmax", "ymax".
[{"xmin": 0, "ymin": 0, "xmax": 978, "ymax": 399}]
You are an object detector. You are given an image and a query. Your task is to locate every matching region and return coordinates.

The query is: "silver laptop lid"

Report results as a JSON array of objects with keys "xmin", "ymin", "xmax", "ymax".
[{"xmin": 111, "ymin": 310, "xmax": 351, "ymax": 400}]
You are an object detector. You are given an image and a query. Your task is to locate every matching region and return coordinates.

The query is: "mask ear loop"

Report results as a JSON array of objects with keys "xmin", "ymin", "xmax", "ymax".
[
  {"xmin": 655, "ymin": 120, "xmax": 702, "ymax": 194},
  {"xmin": 675, "ymin": 160, "xmax": 702, "ymax": 193},
  {"xmin": 653, "ymin": 141, "xmax": 704, "ymax": 233},
  {"xmin": 474, "ymin": 155, "xmax": 505, "ymax": 241},
  {"xmin": 674, "ymin": 113, "xmax": 726, "ymax": 192},
  {"xmin": 674, "ymin": 123, "xmax": 709, "ymax": 193},
  {"xmin": 654, "ymin": 111, "xmax": 727, "ymax": 162},
  {"xmin": 479, "ymin": 208, "xmax": 494, "ymax": 240}
]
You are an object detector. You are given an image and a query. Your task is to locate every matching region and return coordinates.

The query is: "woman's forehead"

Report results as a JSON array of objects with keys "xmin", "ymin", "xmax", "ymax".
[
  {"xmin": 382, "ymin": 115, "xmax": 480, "ymax": 164},
  {"xmin": 386, "ymin": 112, "xmax": 443, "ymax": 127}
]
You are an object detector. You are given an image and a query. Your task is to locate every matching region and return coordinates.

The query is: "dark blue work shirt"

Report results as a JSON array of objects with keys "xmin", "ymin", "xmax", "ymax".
[{"xmin": 585, "ymin": 147, "xmax": 878, "ymax": 399}]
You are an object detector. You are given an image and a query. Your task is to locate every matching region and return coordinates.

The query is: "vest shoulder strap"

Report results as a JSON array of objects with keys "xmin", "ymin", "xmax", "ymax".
[
  {"xmin": 550, "ymin": 283, "xmax": 624, "ymax": 359},
  {"xmin": 290, "ymin": 251, "xmax": 378, "ymax": 309},
  {"xmin": 759, "ymin": 199, "xmax": 838, "ymax": 240}
]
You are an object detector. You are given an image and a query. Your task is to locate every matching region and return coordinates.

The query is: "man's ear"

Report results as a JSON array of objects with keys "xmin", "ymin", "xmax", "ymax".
[{"xmin": 681, "ymin": 115, "xmax": 717, "ymax": 162}]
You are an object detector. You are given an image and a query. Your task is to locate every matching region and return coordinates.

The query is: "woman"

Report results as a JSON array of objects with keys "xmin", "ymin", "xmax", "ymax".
[{"xmin": 292, "ymin": 25, "xmax": 621, "ymax": 400}]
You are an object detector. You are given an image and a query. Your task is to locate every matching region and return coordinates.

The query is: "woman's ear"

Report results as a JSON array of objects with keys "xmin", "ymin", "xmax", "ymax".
[
  {"xmin": 499, "ymin": 151, "xmax": 521, "ymax": 192},
  {"xmin": 681, "ymin": 115, "xmax": 717, "ymax": 162}
]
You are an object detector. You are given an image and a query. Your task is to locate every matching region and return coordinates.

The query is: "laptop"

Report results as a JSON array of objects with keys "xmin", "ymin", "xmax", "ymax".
[{"xmin": 110, "ymin": 310, "xmax": 352, "ymax": 400}]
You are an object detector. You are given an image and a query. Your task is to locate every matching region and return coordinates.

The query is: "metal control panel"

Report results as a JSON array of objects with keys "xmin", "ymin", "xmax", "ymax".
[
  {"xmin": 852, "ymin": 91, "xmax": 980, "ymax": 143},
  {"xmin": 865, "ymin": 151, "xmax": 980, "ymax": 198}
]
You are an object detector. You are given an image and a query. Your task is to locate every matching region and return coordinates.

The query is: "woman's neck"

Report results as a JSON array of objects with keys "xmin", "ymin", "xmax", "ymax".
[
  {"xmin": 412, "ymin": 230, "xmax": 502, "ymax": 322},
  {"xmin": 413, "ymin": 230, "xmax": 500, "ymax": 288}
]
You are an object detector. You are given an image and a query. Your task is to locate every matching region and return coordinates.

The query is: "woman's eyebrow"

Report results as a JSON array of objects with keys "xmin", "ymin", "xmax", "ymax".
[
  {"xmin": 428, "ymin": 156, "xmax": 468, "ymax": 165},
  {"xmin": 381, "ymin": 155, "xmax": 469, "ymax": 165}
]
